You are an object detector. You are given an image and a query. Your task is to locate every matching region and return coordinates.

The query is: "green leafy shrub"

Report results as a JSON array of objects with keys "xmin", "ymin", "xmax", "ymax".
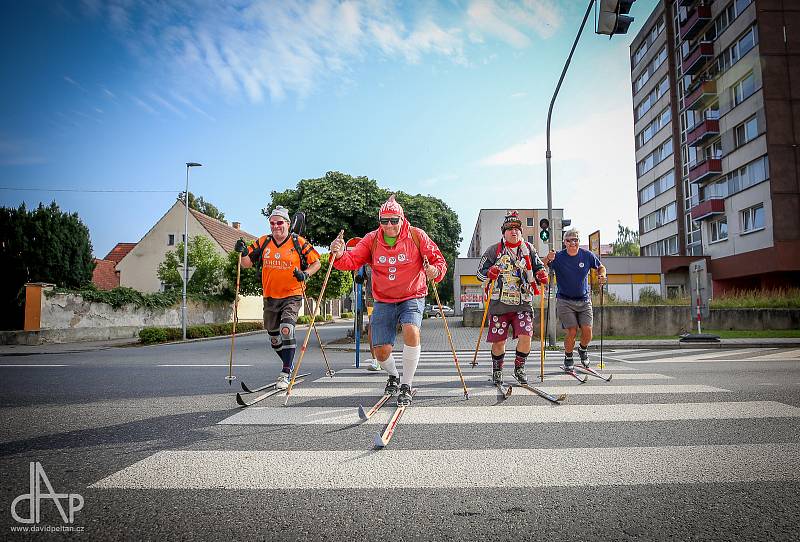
[
  {"xmin": 138, "ymin": 321, "xmax": 263, "ymax": 344},
  {"xmin": 139, "ymin": 327, "xmax": 168, "ymax": 344},
  {"xmin": 341, "ymin": 312, "xmax": 354, "ymax": 319},
  {"xmin": 325, "ymin": 314, "xmax": 333, "ymax": 321}
]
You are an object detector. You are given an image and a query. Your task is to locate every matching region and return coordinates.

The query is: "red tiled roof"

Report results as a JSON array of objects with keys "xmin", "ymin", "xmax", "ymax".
[
  {"xmin": 92, "ymin": 259, "xmax": 119, "ymax": 290},
  {"xmin": 104, "ymin": 243, "xmax": 137, "ymax": 264},
  {"xmin": 190, "ymin": 209, "xmax": 257, "ymax": 252}
]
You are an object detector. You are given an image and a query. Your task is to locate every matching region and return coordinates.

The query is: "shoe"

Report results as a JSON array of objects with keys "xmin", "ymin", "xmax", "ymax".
[
  {"xmin": 275, "ymin": 372, "xmax": 290, "ymax": 390},
  {"xmin": 577, "ymin": 345, "xmax": 590, "ymax": 368},
  {"xmin": 492, "ymin": 369, "xmax": 503, "ymax": 384},
  {"xmin": 384, "ymin": 375, "xmax": 400, "ymax": 395},
  {"xmin": 397, "ymin": 384, "xmax": 412, "ymax": 406},
  {"xmin": 366, "ymin": 358, "xmax": 381, "ymax": 371},
  {"xmin": 562, "ymin": 356, "xmax": 574, "ymax": 372},
  {"xmin": 513, "ymin": 366, "xmax": 527, "ymax": 385}
]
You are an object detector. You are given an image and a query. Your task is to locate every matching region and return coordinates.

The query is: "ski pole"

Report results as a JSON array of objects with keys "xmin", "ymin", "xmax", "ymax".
[
  {"xmin": 425, "ymin": 257, "xmax": 469, "ymax": 400},
  {"xmin": 285, "ymin": 230, "xmax": 344, "ymax": 405},
  {"xmin": 471, "ymin": 279, "xmax": 495, "ymax": 368},
  {"xmin": 540, "ymin": 285, "xmax": 545, "ymax": 383},
  {"xmin": 599, "ymin": 280, "xmax": 605, "ymax": 370},
  {"xmin": 544, "ymin": 269, "xmax": 553, "ymax": 347},
  {"xmin": 226, "ymin": 253, "xmax": 242, "ymax": 384},
  {"xmin": 301, "ymin": 283, "xmax": 334, "ymax": 377}
]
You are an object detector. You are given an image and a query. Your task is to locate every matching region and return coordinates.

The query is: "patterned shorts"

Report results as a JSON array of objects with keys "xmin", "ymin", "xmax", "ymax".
[{"xmin": 486, "ymin": 311, "xmax": 533, "ymax": 342}]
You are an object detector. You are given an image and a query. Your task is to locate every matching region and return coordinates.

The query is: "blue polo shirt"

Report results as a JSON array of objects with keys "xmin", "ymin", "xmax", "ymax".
[{"xmin": 549, "ymin": 248, "xmax": 602, "ymax": 301}]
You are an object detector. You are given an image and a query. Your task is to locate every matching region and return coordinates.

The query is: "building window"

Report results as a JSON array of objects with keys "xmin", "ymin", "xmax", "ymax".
[
  {"xmin": 168, "ymin": 234, "xmax": 175, "ymax": 246},
  {"xmin": 732, "ymin": 72, "xmax": 756, "ymax": 107},
  {"xmin": 526, "ymin": 217, "xmax": 533, "ymax": 227},
  {"xmin": 709, "ymin": 217, "xmax": 728, "ymax": 243},
  {"xmin": 640, "ymin": 202, "xmax": 677, "ymax": 233},
  {"xmin": 635, "ymin": 75, "xmax": 669, "ymax": 121},
  {"xmin": 639, "ymin": 170, "xmax": 675, "ymax": 205},
  {"xmin": 642, "ymin": 235, "xmax": 678, "ymax": 256},
  {"xmin": 734, "ymin": 115, "xmax": 758, "ymax": 147},
  {"xmin": 727, "ymin": 155, "xmax": 769, "ymax": 194},
  {"xmin": 741, "ymin": 204, "xmax": 765, "ymax": 233},
  {"xmin": 636, "ymin": 106, "xmax": 671, "ymax": 149},
  {"xmin": 717, "ymin": 26, "xmax": 758, "ymax": 73},
  {"xmin": 527, "ymin": 235, "xmax": 534, "ymax": 243},
  {"xmin": 637, "ymin": 138, "xmax": 673, "ymax": 176}
]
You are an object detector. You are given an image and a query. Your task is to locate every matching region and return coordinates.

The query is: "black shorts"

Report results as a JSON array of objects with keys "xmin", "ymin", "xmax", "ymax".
[{"xmin": 263, "ymin": 296, "xmax": 302, "ymax": 331}]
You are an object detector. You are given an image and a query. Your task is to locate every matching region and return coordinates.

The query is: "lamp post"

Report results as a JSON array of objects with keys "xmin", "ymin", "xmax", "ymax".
[{"xmin": 183, "ymin": 162, "xmax": 202, "ymax": 341}]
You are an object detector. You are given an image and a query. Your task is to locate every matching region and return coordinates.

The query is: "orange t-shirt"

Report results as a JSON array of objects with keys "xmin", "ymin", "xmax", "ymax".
[{"xmin": 246, "ymin": 234, "xmax": 320, "ymax": 299}]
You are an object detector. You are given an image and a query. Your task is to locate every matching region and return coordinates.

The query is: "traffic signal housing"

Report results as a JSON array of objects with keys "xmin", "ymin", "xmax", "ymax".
[
  {"xmin": 597, "ymin": 0, "xmax": 635, "ymax": 37},
  {"xmin": 539, "ymin": 218, "xmax": 550, "ymax": 242}
]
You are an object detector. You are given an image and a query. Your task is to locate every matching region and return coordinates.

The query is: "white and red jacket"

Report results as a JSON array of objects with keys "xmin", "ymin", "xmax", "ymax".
[{"xmin": 334, "ymin": 220, "xmax": 447, "ymax": 303}]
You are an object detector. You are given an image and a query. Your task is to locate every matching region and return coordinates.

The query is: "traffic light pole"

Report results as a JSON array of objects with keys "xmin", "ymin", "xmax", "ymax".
[{"xmin": 545, "ymin": 0, "xmax": 595, "ymax": 346}]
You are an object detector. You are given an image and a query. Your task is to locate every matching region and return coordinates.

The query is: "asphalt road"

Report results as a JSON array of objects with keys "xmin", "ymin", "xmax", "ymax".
[{"xmin": 1, "ymin": 325, "xmax": 799, "ymax": 541}]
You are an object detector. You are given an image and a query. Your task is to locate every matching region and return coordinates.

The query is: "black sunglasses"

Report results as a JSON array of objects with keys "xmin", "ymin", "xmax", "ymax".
[{"xmin": 379, "ymin": 217, "xmax": 400, "ymax": 225}]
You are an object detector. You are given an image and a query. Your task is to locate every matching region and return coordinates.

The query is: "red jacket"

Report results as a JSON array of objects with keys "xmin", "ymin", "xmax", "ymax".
[{"xmin": 334, "ymin": 221, "xmax": 447, "ymax": 303}]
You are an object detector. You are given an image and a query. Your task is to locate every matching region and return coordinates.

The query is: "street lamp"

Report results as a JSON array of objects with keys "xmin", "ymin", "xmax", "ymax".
[{"xmin": 183, "ymin": 162, "xmax": 202, "ymax": 341}]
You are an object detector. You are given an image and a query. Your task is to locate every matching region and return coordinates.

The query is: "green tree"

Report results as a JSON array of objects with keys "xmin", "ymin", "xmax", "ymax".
[
  {"xmin": 611, "ymin": 223, "xmax": 640, "ymax": 256},
  {"xmin": 158, "ymin": 235, "xmax": 227, "ymax": 295},
  {"xmin": 267, "ymin": 171, "xmax": 462, "ymax": 304},
  {"xmin": 223, "ymin": 251, "xmax": 263, "ymax": 298},
  {"xmin": 304, "ymin": 253, "xmax": 354, "ymax": 315},
  {"xmin": 178, "ymin": 191, "xmax": 227, "ymax": 223},
  {"xmin": 0, "ymin": 202, "xmax": 95, "ymax": 330}
]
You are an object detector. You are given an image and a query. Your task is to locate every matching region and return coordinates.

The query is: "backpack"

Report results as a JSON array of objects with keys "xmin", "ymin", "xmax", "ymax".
[{"xmin": 248, "ymin": 233, "xmax": 313, "ymax": 270}]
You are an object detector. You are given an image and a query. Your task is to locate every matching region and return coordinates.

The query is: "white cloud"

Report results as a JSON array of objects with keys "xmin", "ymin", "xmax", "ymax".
[{"xmin": 83, "ymin": 0, "xmax": 567, "ymax": 104}]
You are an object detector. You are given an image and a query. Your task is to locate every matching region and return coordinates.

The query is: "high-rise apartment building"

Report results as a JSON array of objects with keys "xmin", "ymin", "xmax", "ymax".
[{"xmin": 631, "ymin": 0, "xmax": 800, "ymax": 291}]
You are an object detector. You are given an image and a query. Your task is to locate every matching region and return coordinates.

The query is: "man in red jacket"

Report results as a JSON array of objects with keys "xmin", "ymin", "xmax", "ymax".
[{"xmin": 330, "ymin": 195, "xmax": 447, "ymax": 406}]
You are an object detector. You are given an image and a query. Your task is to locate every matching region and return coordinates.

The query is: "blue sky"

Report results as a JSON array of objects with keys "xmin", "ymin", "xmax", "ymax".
[{"xmin": 1, "ymin": 0, "xmax": 658, "ymax": 258}]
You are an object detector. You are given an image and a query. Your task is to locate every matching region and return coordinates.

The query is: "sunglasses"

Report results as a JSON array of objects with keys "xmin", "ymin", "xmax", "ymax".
[
  {"xmin": 565, "ymin": 238, "xmax": 580, "ymax": 244},
  {"xmin": 269, "ymin": 221, "xmax": 286, "ymax": 226},
  {"xmin": 379, "ymin": 217, "xmax": 400, "ymax": 225}
]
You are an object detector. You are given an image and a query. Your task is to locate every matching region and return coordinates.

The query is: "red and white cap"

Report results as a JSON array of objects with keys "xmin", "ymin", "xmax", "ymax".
[{"xmin": 379, "ymin": 194, "xmax": 404, "ymax": 217}]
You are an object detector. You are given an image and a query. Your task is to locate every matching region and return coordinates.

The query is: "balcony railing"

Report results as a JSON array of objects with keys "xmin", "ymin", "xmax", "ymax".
[
  {"xmin": 683, "ymin": 42, "xmax": 714, "ymax": 76},
  {"xmin": 684, "ymin": 80, "xmax": 716, "ymax": 111},
  {"xmin": 688, "ymin": 157, "xmax": 722, "ymax": 184},
  {"xmin": 690, "ymin": 198, "xmax": 725, "ymax": 221},
  {"xmin": 687, "ymin": 118, "xmax": 720, "ymax": 147},
  {"xmin": 680, "ymin": 5, "xmax": 712, "ymax": 41}
]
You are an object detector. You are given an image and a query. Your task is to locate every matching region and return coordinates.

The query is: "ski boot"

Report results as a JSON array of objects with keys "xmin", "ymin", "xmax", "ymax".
[
  {"xmin": 513, "ymin": 365, "xmax": 528, "ymax": 385},
  {"xmin": 577, "ymin": 345, "xmax": 590, "ymax": 368},
  {"xmin": 384, "ymin": 375, "xmax": 400, "ymax": 395},
  {"xmin": 492, "ymin": 369, "xmax": 503, "ymax": 384},
  {"xmin": 397, "ymin": 384, "xmax": 412, "ymax": 406},
  {"xmin": 562, "ymin": 355, "xmax": 574, "ymax": 372},
  {"xmin": 275, "ymin": 372, "xmax": 290, "ymax": 390}
]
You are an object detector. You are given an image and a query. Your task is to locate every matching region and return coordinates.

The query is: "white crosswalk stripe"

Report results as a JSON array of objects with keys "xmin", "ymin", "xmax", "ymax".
[
  {"xmin": 604, "ymin": 347, "xmax": 800, "ymax": 364},
  {"xmin": 90, "ymin": 349, "xmax": 796, "ymax": 492}
]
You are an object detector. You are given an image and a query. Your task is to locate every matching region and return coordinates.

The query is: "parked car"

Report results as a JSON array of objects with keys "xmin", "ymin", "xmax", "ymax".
[{"xmin": 424, "ymin": 304, "xmax": 454, "ymax": 317}]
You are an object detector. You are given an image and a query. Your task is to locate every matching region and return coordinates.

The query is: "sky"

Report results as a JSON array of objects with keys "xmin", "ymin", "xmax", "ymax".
[{"xmin": 0, "ymin": 0, "xmax": 659, "ymax": 258}]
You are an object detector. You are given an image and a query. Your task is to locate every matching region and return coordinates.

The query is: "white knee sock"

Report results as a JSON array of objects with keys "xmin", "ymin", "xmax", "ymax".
[
  {"xmin": 400, "ymin": 344, "xmax": 421, "ymax": 387},
  {"xmin": 379, "ymin": 354, "xmax": 399, "ymax": 377}
]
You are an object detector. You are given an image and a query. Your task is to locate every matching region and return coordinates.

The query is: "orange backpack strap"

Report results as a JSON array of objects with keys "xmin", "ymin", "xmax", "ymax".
[{"xmin": 372, "ymin": 226, "xmax": 424, "ymax": 262}]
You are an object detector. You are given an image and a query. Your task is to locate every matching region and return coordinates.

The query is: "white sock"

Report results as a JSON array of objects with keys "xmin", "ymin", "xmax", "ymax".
[
  {"xmin": 400, "ymin": 344, "xmax": 421, "ymax": 387},
  {"xmin": 379, "ymin": 354, "xmax": 399, "ymax": 377}
]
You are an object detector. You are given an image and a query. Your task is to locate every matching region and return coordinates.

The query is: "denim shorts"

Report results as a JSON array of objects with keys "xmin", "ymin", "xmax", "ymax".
[{"xmin": 370, "ymin": 297, "xmax": 425, "ymax": 347}]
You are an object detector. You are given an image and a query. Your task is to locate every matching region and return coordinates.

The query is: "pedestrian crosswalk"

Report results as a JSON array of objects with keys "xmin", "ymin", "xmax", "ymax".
[
  {"xmin": 603, "ymin": 347, "xmax": 800, "ymax": 363},
  {"xmin": 90, "ymin": 349, "xmax": 800, "ymax": 492}
]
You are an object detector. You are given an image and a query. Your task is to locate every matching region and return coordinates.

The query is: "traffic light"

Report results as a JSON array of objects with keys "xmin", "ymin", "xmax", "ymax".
[
  {"xmin": 539, "ymin": 218, "xmax": 550, "ymax": 242},
  {"xmin": 597, "ymin": 0, "xmax": 635, "ymax": 37}
]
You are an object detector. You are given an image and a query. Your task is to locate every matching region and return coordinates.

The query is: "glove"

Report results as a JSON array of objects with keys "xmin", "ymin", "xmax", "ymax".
[
  {"xmin": 354, "ymin": 274, "xmax": 365, "ymax": 285},
  {"xmin": 535, "ymin": 269, "xmax": 549, "ymax": 285},
  {"xmin": 293, "ymin": 268, "xmax": 309, "ymax": 282},
  {"xmin": 234, "ymin": 238, "xmax": 248, "ymax": 255},
  {"xmin": 487, "ymin": 266, "xmax": 501, "ymax": 281}
]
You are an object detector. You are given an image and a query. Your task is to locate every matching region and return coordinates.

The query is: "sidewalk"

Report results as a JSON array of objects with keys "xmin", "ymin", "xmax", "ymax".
[{"xmin": 324, "ymin": 318, "xmax": 800, "ymax": 352}]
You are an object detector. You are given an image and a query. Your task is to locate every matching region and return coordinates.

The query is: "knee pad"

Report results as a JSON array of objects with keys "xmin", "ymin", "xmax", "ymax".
[
  {"xmin": 280, "ymin": 323, "xmax": 296, "ymax": 347},
  {"xmin": 268, "ymin": 328, "xmax": 282, "ymax": 349}
]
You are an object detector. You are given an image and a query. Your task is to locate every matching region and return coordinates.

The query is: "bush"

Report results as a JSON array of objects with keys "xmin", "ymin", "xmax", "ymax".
[
  {"xmin": 138, "ymin": 321, "xmax": 263, "ymax": 344},
  {"xmin": 637, "ymin": 287, "xmax": 664, "ymax": 304},
  {"xmin": 341, "ymin": 312, "xmax": 354, "ymax": 319},
  {"xmin": 297, "ymin": 315, "xmax": 311, "ymax": 325},
  {"xmin": 325, "ymin": 314, "xmax": 333, "ymax": 321},
  {"xmin": 710, "ymin": 288, "xmax": 800, "ymax": 309}
]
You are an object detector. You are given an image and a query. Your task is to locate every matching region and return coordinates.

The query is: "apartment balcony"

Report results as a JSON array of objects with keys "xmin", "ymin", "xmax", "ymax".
[
  {"xmin": 679, "ymin": 0, "xmax": 696, "ymax": 6},
  {"xmin": 690, "ymin": 198, "xmax": 725, "ymax": 221},
  {"xmin": 683, "ymin": 42, "xmax": 714, "ymax": 75},
  {"xmin": 687, "ymin": 118, "xmax": 720, "ymax": 147},
  {"xmin": 688, "ymin": 157, "xmax": 723, "ymax": 184},
  {"xmin": 684, "ymin": 80, "xmax": 716, "ymax": 111},
  {"xmin": 680, "ymin": 5, "xmax": 712, "ymax": 41}
]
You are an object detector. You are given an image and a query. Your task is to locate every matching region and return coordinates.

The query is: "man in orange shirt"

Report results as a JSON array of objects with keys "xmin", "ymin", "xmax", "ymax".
[{"xmin": 236, "ymin": 206, "xmax": 321, "ymax": 389}]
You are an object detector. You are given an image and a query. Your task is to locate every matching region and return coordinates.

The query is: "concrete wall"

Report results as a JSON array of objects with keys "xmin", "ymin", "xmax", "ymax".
[{"xmin": 462, "ymin": 305, "xmax": 799, "ymax": 335}]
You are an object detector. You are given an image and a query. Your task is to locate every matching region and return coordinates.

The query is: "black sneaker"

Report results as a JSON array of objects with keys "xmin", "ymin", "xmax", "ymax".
[
  {"xmin": 577, "ymin": 345, "xmax": 590, "ymax": 368},
  {"xmin": 385, "ymin": 375, "xmax": 400, "ymax": 395},
  {"xmin": 513, "ymin": 366, "xmax": 527, "ymax": 384},
  {"xmin": 563, "ymin": 356, "xmax": 574, "ymax": 372},
  {"xmin": 397, "ymin": 384, "xmax": 412, "ymax": 406},
  {"xmin": 492, "ymin": 369, "xmax": 503, "ymax": 384}
]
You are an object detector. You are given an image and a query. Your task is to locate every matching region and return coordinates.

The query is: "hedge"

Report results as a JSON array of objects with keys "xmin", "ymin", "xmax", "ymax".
[{"xmin": 139, "ymin": 321, "xmax": 264, "ymax": 344}]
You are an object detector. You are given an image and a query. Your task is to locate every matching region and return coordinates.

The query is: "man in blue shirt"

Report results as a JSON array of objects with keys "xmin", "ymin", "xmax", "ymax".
[{"xmin": 543, "ymin": 228, "xmax": 607, "ymax": 371}]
